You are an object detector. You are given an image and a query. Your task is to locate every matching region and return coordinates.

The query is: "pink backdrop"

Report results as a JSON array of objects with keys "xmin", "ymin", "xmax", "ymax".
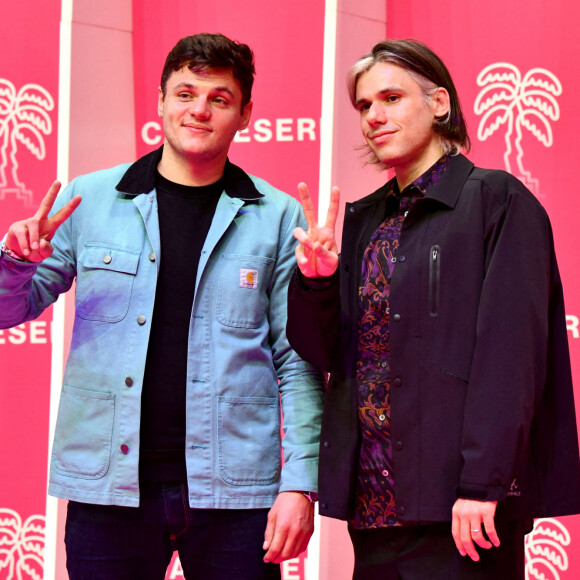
[
  {"xmin": 0, "ymin": 1, "xmax": 60, "ymax": 577},
  {"xmin": 1, "ymin": 1, "xmax": 580, "ymax": 579}
]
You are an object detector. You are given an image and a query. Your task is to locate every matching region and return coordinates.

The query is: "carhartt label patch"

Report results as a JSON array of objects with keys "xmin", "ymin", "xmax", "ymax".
[{"xmin": 240, "ymin": 268, "xmax": 258, "ymax": 289}]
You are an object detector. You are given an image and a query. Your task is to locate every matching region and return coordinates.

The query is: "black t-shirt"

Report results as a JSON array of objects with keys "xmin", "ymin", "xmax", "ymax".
[{"xmin": 139, "ymin": 171, "xmax": 222, "ymax": 483}]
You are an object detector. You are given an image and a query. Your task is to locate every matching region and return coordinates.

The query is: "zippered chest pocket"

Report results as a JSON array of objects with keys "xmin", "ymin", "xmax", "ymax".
[{"xmin": 429, "ymin": 245, "xmax": 441, "ymax": 317}]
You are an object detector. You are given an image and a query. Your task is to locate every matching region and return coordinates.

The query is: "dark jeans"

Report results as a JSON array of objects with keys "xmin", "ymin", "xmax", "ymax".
[
  {"xmin": 65, "ymin": 482, "xmax": 281, "ymax": 580},
  {"xmin": 348, "ymin": 519, "xmax": 526, "ymax": 580}
]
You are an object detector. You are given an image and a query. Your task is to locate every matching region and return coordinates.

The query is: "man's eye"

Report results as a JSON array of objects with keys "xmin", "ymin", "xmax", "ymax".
[
  {"xmin": 387, "ymin": 95, "xmax": 400, "ymax": 103},
  {"xmin": 213, "ymin": 97, "xmax": 228, "ymax": 105},
  {"xmin": 178, "ymin": 93, "xmax": 193, "ymax": 100},
  {"xmin": 358, "ymin": 103, "xmax": 371, "ymax": 112}
]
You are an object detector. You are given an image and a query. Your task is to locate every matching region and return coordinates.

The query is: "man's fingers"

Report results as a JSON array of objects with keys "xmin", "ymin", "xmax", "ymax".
[
  {"xmin": 460, "ymin": 518, "xmax": 480, "ymax": 561},
  {"xmin": 297, "ymin": 182, "xmax": 318, "ymax": 230},
  {"xmin": 48, "ymin": 194, "xmax": 82, "ymax": 233},
  {"xmin": 26, "ymin": 220, "xmax": 40, "ymax": 251},
  {"xmin": 483, "ymin": 512, "xmax": 501, "ymax": 548},
  {"xmin": 324, "ymin": 186, "xmax": 341, "ymax": 230},
  {"xmin": 11, "ymin": 226, "xmax": 31, "ymax": 258},
  {"xmin": 34, "ymin": 181, "xmax": 62, "ymax": 220}
]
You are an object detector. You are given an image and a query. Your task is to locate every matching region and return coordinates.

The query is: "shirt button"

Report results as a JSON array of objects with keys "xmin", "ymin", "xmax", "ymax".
[
  {"xmin": 382, "ymin": 469, "xmax": 389, "ymax": 477},
  {"xmin": 381, "ymin": 361, "xmax": 387, "ymax": 368},
  {"xmin": 148, "ymin": 252, "xmax": 156, "ymax": 262},
  {"xmin": 393, "ymin": 377, "xmax": 402, "ymax": 387},
  {"xmin": 125, "ymin": 377, "xmax": 134, "ymax": 387},
  {"xmin": 120, "ymin": 444, "xmax": 129, "ymax": 454},
  {"xmin": 395, "ymin": 441, "xmax": 403, "ymax": 451},
  {"xmin": 393, "ymin": 314, "xmax": 401, "ymax": 322},
  {"xmin": 379, "ymin": 414, "xmax": 386, "ymax": 421},
  {"xmin": 103, "ymin": 255, "xmax": 112, "ymax": 264},
  {"xmin": 391, "ymin": 257, "xmax": 397, "ymax": 263},
  {"xmin": 137, "ymin": 315, "xmax": 146, "ymax": 325}
]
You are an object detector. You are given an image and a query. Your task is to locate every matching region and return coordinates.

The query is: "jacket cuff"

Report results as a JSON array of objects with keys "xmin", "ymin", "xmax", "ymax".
[
  {"xmin": 279, "ymin": 457, "xmax": 319, "ymax": 494},
  {"xmin": 295, "ymin": 267, "xmax": 338, "ymax": 291},
  {"xmin": 456, "ymin": 484, "xmax": 506, "ymax": 502}
]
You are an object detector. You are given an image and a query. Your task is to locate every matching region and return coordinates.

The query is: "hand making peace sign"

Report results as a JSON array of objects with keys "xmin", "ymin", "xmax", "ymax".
[
  {"xmin": 4, "ymin": 181, "xmax": 82, "ymax": 263},
  {"xmin": 293, "ymin": 182, "xmax": 341, "ymax": 279}
]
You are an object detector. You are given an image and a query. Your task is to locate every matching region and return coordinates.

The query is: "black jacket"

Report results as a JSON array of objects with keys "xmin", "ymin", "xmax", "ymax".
[{"xmin": 287, "ymin": 154, "xmax": 580, "ymax": 522}]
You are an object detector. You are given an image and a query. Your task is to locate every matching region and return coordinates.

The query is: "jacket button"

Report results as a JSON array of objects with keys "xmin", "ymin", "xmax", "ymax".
[
  {"xmin": 398, "ymin": 255, "xmax": 406, "ymax": 262},
  {"xmin": 148, "ymin": 252, "xmax": 156, "ymax": 262},
  {"xmin": 323, "ymin": 441, "xmax": 331, "ymax": 448},
  {"xmin": 103, "ymin": 254, "xmax": 112, "ymax": 264},
  {"xmin": 393, "ymin": 314, "xmax": 401, "ymax": 322},
  {"xmin": 137, "ymin": 315, "xmax": 146, "ymax": 325},
  {"xmin": 395, "ymin": 441, "xmax": 403, "ymax": 450},
  {"xmin": 321, "ymin": 502, "xmax": 328, "ymax": 510},
  {"xmin": 398, "ymin": 505, "xmax": 406, "ymax": 516},
  {"xmin": 120, "ymin": 444, "xmax": 129, "ymax": 454},
  {"xmin": 393, "ymin": 377, "xmax": 402, "ymax": 387},
  {"xmin": 125, "ymin": 377, "xmax": 134, "ymax": 387},
  {"xmin": 349, "ymin": 207, "xmax": 355, "ymax": 213}
]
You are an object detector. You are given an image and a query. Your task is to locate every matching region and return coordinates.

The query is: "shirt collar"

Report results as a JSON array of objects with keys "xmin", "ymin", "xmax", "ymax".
[
  {"xmin": 115, "ymin": 145, "xmax": 263, "ymax": 201},
  {"xmin": 387, "ymin": 154, "xmax": 450, "ymax": 199}
]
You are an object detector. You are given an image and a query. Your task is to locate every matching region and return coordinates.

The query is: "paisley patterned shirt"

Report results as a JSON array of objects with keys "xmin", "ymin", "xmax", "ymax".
[{"xmin": 350, "ymin": 156, "xmax": 449, "ymax": 529}]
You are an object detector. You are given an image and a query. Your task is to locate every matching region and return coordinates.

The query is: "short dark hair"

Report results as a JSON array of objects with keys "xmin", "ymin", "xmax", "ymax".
[
  {"xmin": 348, "ymin": 39, "xmax": 470, "ymax": 158},
  {"xmin": 160, "ymin": 33, "xmax": 255, "ymax": 110}
]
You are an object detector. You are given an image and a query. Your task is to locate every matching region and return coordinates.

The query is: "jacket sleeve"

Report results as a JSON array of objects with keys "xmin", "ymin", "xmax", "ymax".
[
  {"xmin": 268, "ymin": 200, "xmax": 326, "ymax": 493},
  {"xmin": 286, "ymin": 267, "xmax": 341, "ymax": 373},
  {"xmin": 0, "ymin": 183, "xmax": 78, "ymax": 329},
  {"xmin": 457, "ymin": 176, "xmax": 560, "ymax": 502}
]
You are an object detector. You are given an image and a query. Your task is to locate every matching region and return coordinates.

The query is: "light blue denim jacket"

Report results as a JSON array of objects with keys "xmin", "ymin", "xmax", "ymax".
[{"xmin": 0, "ymin": 149, "xmax": 325, "ymax": 508}]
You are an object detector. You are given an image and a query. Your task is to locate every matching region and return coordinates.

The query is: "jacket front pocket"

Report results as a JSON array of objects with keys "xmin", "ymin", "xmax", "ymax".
[
  {"xmin": 216, "ymin": 254, "xmax": 274, "ymax": 329},
  {"xmin": 429, "ymin": 245, "xmax": 441, "ymax": 317},
  {"xmin": 76, "ymin": 244, "xmax": 140, "ymax": 322},
  {"xmin": 52, "ymin": 385, "xmax": 115, "ymax": 479},
  {"xmin": 217, "ymin": 396, "xmax": 280, "ymax": 486}
]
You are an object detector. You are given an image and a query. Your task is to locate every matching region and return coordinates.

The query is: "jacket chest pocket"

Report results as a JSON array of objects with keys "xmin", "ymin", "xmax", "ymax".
[
  {"xmin": 76, "ymin": 244, "xmax": 141, "ymax": 322},
  {"xmin": 216, "ymin": 254, "xmax": 275, "ymax": 328},
  {"xmin": 429, "ymin": 245, "xmax": 441, "ymax": 317}
]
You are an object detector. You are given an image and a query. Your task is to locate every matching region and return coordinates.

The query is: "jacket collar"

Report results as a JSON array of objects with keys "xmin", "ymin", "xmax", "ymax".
[
  {"xmin": 351, "ymin": 153, "xmax": 475, "ymax": 210},
  {"xmin": 115, "ymin": 145, "xmax": 263, "ymax": 201}
]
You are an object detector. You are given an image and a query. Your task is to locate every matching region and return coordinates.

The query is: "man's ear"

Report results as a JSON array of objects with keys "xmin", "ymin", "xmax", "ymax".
[
  {"xmin": 240, "ymin": 101, "xmax": 253, "ymax": 131},
  {"xmin": 431, "ymin": 87, "xmax": 450, "ymax": 119},
  {"xmin": 157, "ymin": 86, "xmax": 164, "ymax": 118}
]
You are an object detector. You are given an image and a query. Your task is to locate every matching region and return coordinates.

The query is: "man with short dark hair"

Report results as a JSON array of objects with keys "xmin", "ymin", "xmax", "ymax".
[
  {"xmin": 0, "ymin": 33, "xmax": 324, "ymax": 580},
  {"xmin": 287, "ymin": 39, "xmax": 580, "ymax": 579}
]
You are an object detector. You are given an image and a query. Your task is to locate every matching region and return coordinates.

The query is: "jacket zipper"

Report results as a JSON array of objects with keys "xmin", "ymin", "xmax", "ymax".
[{"xmin": 429, "ymin": 245, "xmax": 441, "ymax": 317}]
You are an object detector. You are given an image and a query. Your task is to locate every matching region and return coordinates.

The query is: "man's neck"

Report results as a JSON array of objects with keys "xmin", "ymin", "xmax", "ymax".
[
  {"xmin": 394, "ymin": 143, "xmax": 444, "ymax": 191},
  {"xmin": 157, "ymin": 148, "xmax": 226, "ymax": 186}
]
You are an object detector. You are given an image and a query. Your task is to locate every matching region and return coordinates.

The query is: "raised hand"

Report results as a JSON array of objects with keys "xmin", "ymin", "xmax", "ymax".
[
  {"xmin": 4, "ymin": 181, "xmax": 81, "ymax": 263},
  {"xmin": 293, "ymin": 182, "xmax": 340, "ymax": 278}
]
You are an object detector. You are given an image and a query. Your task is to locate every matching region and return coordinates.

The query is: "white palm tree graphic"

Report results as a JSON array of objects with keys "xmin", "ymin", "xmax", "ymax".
[
  {"xmin": 0, "ymin": 79, "xmax": 54, "ymax": 206},
  {"xmin": 0, "ymin": 507, "xmax": 45, "ymax": 580},
  {"xmin": 525, "ymin": 518, "xmax": 571, "ymax": 580},
  {"xmin": 474, "ymin": 63, "xmax": 562, "ymax": 196}
]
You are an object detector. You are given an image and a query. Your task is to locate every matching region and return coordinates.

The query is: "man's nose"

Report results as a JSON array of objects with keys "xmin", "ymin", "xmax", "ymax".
[
  {"xmin": 366, "ymin": 102, "xmax": 386, "ymax": 125},
  {"xmin": 190, "ymin": 96, "xmax": 210, "ymax": 118}
]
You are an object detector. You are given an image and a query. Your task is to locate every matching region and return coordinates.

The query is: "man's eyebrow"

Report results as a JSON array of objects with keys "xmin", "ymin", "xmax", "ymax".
[
  {"xmin": 355, "ymin": 86, "xmax": 404, "ymax": 108},
  {"xmin": 173, "ymin": 81, "xmax": 236, "ymax": 98}
]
